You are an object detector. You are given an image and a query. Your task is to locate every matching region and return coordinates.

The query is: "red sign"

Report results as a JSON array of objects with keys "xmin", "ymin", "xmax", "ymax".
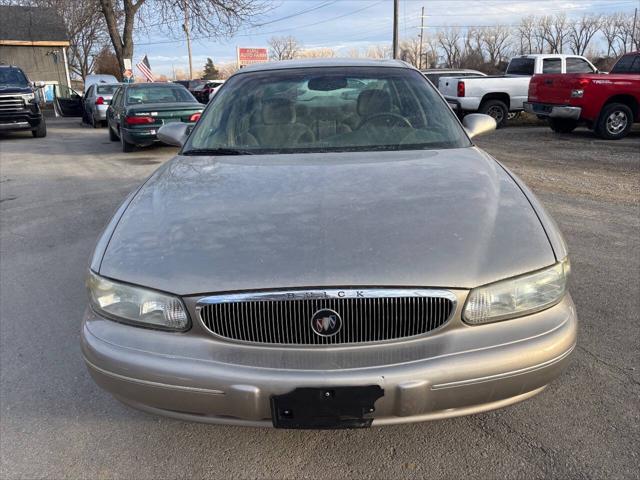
[{"xmin": 237, "ymin": 47, "xmax": 268, "ymax": 67}]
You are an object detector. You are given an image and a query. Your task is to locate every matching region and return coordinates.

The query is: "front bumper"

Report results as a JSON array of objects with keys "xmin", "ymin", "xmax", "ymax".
[
  {"xmin": 524, "ymin": 102, "xmax": 582, "ymax": 120},
  {"xmin": 121, "ymin": 127, "xmax": 158, "ymax": 147},
  {"xmin": 0, "ymin": 108, "xmax": 42, "ymax": 131},
  {"xmin": 444, "ymin": 96, "xmax": 481, "ymax": 112},
  {"xmin": 81, "ymin": 293, "xmax": 577, "ymax": 427}
]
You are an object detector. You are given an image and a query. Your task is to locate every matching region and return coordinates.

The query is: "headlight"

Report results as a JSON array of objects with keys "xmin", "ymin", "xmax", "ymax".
[
  {"xmin": 463, "ymin": 258, "xmax": 569, "ymax": 325},
  {"xmin": 87, "ymin": 271, "xmax": 190, "ymax": 331},
  {"xmin": 21, "ymin": 93, "xmax": 35, "ymax": 103}
]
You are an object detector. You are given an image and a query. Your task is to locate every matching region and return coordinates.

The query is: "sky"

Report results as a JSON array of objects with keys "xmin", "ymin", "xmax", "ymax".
[{"xmin": 133, "ymin": 0, "xmax": 639, "ymax": 77}]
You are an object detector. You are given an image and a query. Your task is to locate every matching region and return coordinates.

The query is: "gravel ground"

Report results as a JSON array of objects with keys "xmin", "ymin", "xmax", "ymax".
[{"xmin": 1, "ymin": 119, "xmax": 639, "ymax": 479}]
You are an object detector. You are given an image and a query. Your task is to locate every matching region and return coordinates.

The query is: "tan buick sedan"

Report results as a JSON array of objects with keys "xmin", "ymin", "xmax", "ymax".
[{"xmin": 82, "ymin": 59, "xmax": 577, "ymax": 428}]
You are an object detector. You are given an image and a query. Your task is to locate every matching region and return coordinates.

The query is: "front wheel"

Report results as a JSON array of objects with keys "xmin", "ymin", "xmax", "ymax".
[
  {"xmin": 480, "ymin": 100, "xmax": 509, "ymax": 128},
  {"xmin": 548, "ymin": 118, "xmax": 578, "ymax": 134},
  {"xmin": 32, "ymin": 120, "xmax": 46, "ymax": 138},
  {"xmin": 595, "ymin": 103, "xmax": 633, "ymax": 140}
]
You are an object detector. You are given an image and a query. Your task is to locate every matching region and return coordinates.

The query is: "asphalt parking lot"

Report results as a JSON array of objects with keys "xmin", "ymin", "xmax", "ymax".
[{"xmin": 1, "ymin": 118, "xmax": 639, "ymax": 479}]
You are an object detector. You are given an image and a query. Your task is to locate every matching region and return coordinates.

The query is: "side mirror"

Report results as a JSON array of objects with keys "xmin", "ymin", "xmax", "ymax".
[
  {"xmin": 463, "ymin": 113, "xmax": 496, "ymax": 139},
  {"xmin": 33, "ymin": 81, "xmax": 46, "ymax": 88},
  {"xmin": 158, "ymin": 122, "xmax": 190, "ymax": 147}
]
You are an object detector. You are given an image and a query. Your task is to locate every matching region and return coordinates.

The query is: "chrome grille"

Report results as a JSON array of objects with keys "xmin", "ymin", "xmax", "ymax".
[
  {"xmin": 0, "ymin": 96, "xmax": 25, "ymax": 113},
  {"xmin": 197, "ymin": 289, "xmax": 456, "ymax": 345}
]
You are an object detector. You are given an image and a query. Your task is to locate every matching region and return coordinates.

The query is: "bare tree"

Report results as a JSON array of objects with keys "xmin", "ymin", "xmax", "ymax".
[
  {"xmin": 614, "ymin": 13, "xmax": 635, "ymax": 54},
  {"xmin": 601, "ymin": 14, "xmax": 621, "ymax": 57},
  {"xmin": 267, "ymin": 35, "xmax": 300, "ymax": 60},
  {"xmin": 539, "ymin": 14, "xmax": 569, "ymax": 53},
  {"xmin": 399, "ymin": 37, "xmax": 421, "ymax": 67},
  {"xmin": 482, "ymin": 25, "xmax": 512, "ymax": 65},
  {"xmin": 365, "ymin": 44, "xmax": 391, "ymax": 59},
  {"xmin": 567, "ymin": 14, "xmax": 601, "ymax": 56},
  {"xmin": 517, "ymin": 15, "xmax": 535, "ymax": 54},
  {"xmin": 437, "ymin": 28, "xmax": 463, "ymax": 68},
  {"xmin": 297, "ymin": 47, "xmax": 335, "ymax": 59},
  {"xmin": 98, "ymin": 0, "xmax": 267, "ymax": 74}
]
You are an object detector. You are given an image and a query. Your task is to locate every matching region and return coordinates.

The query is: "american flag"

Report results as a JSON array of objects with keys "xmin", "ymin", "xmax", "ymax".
[{"xmin": 136, "ymin": 55, "xmax": 154, "ymax": 82}]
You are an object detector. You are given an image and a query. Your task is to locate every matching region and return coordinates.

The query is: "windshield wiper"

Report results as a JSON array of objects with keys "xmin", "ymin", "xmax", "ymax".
[{"xmin": 181, "ymin": 148, "xmax": 254, "ymax": 156}]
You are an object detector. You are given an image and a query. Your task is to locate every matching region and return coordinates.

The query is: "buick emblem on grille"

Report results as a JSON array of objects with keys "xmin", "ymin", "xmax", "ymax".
[{"xmin": 311, "ymin": 309, "xmax": 342, "ymax": 337}]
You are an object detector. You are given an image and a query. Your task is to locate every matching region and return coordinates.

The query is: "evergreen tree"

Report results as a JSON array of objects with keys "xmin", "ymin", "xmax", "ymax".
[{"xmin": 202, "ymin": 58, "xmax": 220, "ymax": 79}]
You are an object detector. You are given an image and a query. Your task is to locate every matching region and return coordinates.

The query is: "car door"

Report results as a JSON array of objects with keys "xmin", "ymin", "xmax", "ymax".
[
  {"xmin": 83, "ymin": 85, "xmax": 94, "ymax": 118},
  {"xmin": 53, "ymin": 84, "xmax": 83, "ymax": 117}
]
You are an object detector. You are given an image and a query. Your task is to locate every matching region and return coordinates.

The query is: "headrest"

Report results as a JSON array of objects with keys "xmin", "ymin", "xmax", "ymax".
[
  {"xmin": 262, "ymin": 98, "xmax": 296, "ymax": 125},
  {"xmin": 357, "ymin": 89, "xmax": 391, "ymax": 116}
]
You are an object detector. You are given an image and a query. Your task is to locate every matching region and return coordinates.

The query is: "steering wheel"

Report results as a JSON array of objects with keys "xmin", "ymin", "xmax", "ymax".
[{"xmin": 358, "ymin": 112, "xmax": 412, "ymax": 130}]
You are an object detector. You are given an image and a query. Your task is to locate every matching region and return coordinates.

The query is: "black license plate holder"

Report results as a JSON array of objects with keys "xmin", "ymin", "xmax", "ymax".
[{"xmin": 271, "ymin": 385, "xmax": 384, "ymax": 429}]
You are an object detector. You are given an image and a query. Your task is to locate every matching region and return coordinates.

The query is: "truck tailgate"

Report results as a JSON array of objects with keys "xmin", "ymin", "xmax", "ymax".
[
  {"xmin": 529, "ymin": 74, "xmax": 580, "ymax": 104},
  {"xmin": 437, "ymin": 77, "xmax": 461, "ymax": 97}
]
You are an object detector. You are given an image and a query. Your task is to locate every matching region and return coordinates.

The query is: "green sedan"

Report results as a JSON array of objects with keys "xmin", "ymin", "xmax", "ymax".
[{"xmin": 107, "ymin": 83, "xmax": 203, "ymax": 152}]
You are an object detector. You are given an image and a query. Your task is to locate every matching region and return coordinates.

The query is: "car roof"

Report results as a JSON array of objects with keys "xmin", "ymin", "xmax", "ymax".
[
  {"xmin": 126, "ymin": 82, "xmax": 181, "ymax": 88},
  {"xmin": 235, "ymin": 58, "xmax": 411, "ymax": 75}
]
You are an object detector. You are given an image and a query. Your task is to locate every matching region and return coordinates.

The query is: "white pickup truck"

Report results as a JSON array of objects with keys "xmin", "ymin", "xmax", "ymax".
[{"xmin": 438, "ymin": 54, "xmax": 598, "ymax": 127}]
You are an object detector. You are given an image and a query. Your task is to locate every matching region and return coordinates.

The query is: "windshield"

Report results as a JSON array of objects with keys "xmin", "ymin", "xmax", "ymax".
[
  {"xmin": 184, "ymin": 67, "xmax": 470, "ymax": 155},
  {"xmin": 506, "ymin": 58, "xmax": 535, "ymax": 76},
  {"xmin": 97, "ymin": 84, "xmax": 119, "ymax": 95},
  {"xmin": 126, "ymin": 85, "xmax": 196, "ymax": 104},
  {"xmin": 0, "ymin": 68, "xmax": 29, "ymax": 87}
]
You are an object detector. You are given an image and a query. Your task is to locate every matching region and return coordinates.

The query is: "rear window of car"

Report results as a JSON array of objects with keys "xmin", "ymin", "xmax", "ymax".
[
  {"xmin": 126, "ymin": 86, "xmax": 196, "ymax": 104},
  {"xmin": 506, "ymin": 58, "xmax": 535, "ymax": 75},
  {"xmin": 610, "ymin": 55, "xmax": 640, "ymax": 74},
  {"xmin": 97, "ymin": 85, "xmax": 118, "ymax": 95}
]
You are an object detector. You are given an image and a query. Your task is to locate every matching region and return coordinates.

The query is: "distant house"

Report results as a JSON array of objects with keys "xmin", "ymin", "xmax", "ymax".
[{"xmin": 0, "ymin": 5, "xmax": 70, "ymax": 88}]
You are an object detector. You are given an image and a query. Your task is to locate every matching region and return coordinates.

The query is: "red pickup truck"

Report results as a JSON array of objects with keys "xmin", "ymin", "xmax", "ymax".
[{"xmin": 524, "ymin": 52, "xmax": 639, "ymax": 139}]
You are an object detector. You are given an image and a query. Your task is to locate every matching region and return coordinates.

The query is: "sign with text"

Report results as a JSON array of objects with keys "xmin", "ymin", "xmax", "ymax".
[{"xmin": 237, "ymin": 47, "xmax": 268, "ymax": 68}]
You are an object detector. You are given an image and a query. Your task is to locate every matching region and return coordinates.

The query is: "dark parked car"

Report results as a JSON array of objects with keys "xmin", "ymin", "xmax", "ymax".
[
  {"xmin": 106, "ymin": 83, "xmax": 203, "ymax": 152},
  {"xmin": 191, "ymin": 80, "xmax": 225, "ymax": 103},
  {"xmin": 0, "ymin": 64, "xmax": 46, "ymax": 137}
]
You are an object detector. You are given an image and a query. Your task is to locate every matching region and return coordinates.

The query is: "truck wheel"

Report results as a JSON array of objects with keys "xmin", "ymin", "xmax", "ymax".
[
  {"xmin": 548, "ymin": 118, "xmax": 578, "ymax": 134},
  {"xmin": 480, "ymin": 100, "xmax": 508, "ymax": 128},
  {"xmin": 109, "ymin": 124, "xmax": 118, "ymax": 141},
  {"xmin": 32, "ymin": 120, "xmax": 47, "ymax": 138},
  {"xmin": 595, "ymin": 103, "xmax": 633, "ymax": 140},
  {"xmin": 121, "ymin": 134, "xmax": 135, "ymax": 152}
]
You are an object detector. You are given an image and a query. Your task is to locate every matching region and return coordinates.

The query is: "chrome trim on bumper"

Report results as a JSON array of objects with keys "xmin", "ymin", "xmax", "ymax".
[
  {"xmin": 524, "ymin": 102, "xmax": 582, "ymax": 120},
  {"xmin": 197, "ymin": 288, "xmax": 457, "ymax": 303}
]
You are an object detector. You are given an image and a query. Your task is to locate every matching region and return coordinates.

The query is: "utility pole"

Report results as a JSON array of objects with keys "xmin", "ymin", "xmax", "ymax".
[
  {"xmin": 183, "ymin": 1, "xmax": 193, "ymax": 79},
  {"xmin": 392, "ymin": 0, "xmax": 399, "ymax": 59},
  {"xmin": 632, "ymin": 7, "xmax": 638, "ymax": 52},
  {"xmin": 418, "ymin": 6, "xmax": 424, "ymax": 69}
]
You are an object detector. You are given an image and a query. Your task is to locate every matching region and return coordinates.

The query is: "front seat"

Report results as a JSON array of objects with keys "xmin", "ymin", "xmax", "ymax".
[{"xmin": 238, "ymin": 98, "xmax": 314, "ymax": 148}]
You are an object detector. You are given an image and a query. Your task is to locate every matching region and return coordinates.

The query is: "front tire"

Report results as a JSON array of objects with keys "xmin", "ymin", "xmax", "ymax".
[
  {"xmin": 548, "ymin": 118, "xmax": 578, "ymax": 134},
  {"xmin": 32, "ymin": 120, "xmax": 46, "ymax": 138},
  {"xmin": 480, "ymin": 100, "xmax": 509, "ymax": 128},
  {"xmin": 595, "ymin": 103, "xmax": 633, "ymax": 140}
]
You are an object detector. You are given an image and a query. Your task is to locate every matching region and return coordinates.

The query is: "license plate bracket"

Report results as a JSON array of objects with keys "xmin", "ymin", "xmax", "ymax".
[{"xmin": 271, "ymin": 385, "xmax": 384, "ymax": 429}]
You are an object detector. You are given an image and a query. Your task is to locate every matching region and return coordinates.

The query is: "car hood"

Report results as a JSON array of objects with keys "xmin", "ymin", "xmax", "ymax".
[
  {"xmin": 99, "ymin": 148, "xmax": 556, "ymax": 295},
  {"xmin": 0, "ymin": 86, "xmax": 32, "ymax": 94}
]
